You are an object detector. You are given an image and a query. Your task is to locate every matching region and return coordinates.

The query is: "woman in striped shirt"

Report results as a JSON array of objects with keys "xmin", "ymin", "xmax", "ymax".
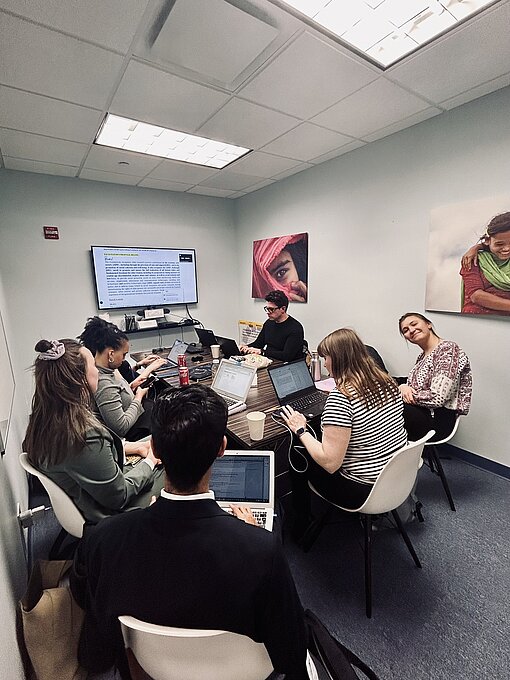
[{"xmin": 282, "ymin": 328, "xmax": 407, "ymax": 524}]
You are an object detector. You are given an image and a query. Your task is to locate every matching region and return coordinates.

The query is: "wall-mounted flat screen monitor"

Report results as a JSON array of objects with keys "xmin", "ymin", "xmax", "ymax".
[{"xmin": 91, "ymin": 246, "xmax": 198, "ymax": 310}]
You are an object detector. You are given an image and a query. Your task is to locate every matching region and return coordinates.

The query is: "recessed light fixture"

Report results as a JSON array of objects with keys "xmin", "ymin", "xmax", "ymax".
[
  {"xmin": 94, "ymin": 114, "xmax": 252, "ymax": 169},
  {"xmin": 280, "ymin": 0, "xmax": 498, "ymax": 67}
]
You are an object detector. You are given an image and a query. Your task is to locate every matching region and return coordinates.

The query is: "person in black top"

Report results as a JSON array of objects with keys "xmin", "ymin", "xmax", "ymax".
[{"xmin": 240, "ymin": 290, "xmax": 305, "ymax": 362}]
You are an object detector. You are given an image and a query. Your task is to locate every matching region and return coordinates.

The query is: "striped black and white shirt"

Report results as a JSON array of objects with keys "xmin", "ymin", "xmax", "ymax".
[{"xmin": 321, "ymin": 387, "xmax": 407, "ymax": 485}]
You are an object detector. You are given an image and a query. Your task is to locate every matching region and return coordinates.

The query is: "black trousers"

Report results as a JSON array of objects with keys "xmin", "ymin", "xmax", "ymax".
[{"xmin": 403, "ymin": 405, "xmax": 457, "ymax": 442}]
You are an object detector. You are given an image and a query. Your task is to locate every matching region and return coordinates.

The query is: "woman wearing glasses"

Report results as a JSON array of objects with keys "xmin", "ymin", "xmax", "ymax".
[{"xmin": 239, "ymin": 290, "xmax": 304, "ymax": 362}]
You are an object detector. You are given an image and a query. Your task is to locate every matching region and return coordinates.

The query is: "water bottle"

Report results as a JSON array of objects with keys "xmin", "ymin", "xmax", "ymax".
[
  {"xmin": 211, "ymin": 359, "xmax": 220, "ymax": 380},
  {"xmin": 310, "ymin": 351, "xmax": 321, "ymax": 382}
]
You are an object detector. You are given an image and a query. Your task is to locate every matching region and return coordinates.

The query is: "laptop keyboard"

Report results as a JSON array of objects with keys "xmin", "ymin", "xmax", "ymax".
[
  {"xmin": 225, "ymin": 507, "xmax": 268, "ymax": 527},
  {"xmin": 289, "ymin": 391, "xmax": 326, "ymax": 411}
]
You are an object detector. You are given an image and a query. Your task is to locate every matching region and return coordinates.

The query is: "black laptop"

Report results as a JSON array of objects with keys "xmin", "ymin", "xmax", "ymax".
[
  {"xmin": 217, "ymin": 337, "xmax": 243, "ymax": 359},
  {"xmin": 195, "ymin": 328, "xmax": 218, "ymax": 347},
  {"xmin": 267, "ymin": 359, "xmax": 328, "ymax": 419}
]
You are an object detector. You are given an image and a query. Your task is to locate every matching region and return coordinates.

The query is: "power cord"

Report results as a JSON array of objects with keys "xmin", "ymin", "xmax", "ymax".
[{"xmin": 270, "ymin": 414, "xmax": 318, "ymax": 473}]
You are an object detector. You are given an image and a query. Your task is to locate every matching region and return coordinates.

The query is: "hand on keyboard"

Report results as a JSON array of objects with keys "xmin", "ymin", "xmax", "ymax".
[{"xmin": 229, "ymin": 505, "xmax": 258, "ymax": 526}]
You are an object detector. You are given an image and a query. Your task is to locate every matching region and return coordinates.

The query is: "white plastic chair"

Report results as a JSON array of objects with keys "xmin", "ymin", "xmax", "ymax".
[
  {"xmin": 423, "ymin": 416, "xmax": 460, "ymax": 511},
  {"xmin": 303, "ymin": 431, "xmax": 435, "ymax": 618},
  {"xmin": 19, "ymin": 452, "xmax": 85, "ymax": 557},
  {"xmin": 119, "ymin": 615, "xmax": 319, "ymax": 680}
]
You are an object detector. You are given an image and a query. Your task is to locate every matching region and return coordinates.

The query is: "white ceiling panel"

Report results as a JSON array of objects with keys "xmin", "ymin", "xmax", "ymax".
[
  {"xmin": 146, "ymin": 160, "xmax": 219, "ymax": 184},
  {"xmin": 362, "ymin": 107, "xmax": 442, "ymax": 142},
  {"xmin": 150, "ymin": 0, "xmax": 278, "ymax": 84},
  {"xmin": 312, "ymin": 78, "xmax": 433, "ymax": 138},
  {"xmin": 198, "ymin": 98, "xmax": 299, "ymax": 149},
  {"xmin": 309, "ymin": 140, "xmax": 366, "ymax": 164},
  {"xmin": 241, "ymin": 178, "xmax": 276, "ymax": 193},
  {"xmin": 439, "ymin": 72, "xmax": 510, "ymax": 110},
  {"xmin": 0, "ymin": 87, "xmax": 103, "ymax": 143},
  {"xmin": 271, "ymin": 162, "xmax": 314, "ymax": 181},
  {"xmin": 110, "ymin": 61, "xmax": 230, "ymax": 133},
  {"xmin": 138, "ymin": 178, "xmax": 195, "ymax": 191},
  {"xmin": 187, "ymin": 186, "xmax": 235, "ymax": 197},
  {"xmin": 83, "ymin": 145, "xmax": 161, "ymax": 176},
  {"xmin": 80, "ymin": 168, "xmax": 140, "ymax": 185},
  {"xmin": 388, "ymin": 1, "xmax": 510, "ymax": 103},
  {"xmin": 4, "ymin": 157, "xmax": 77, "ymax": 177},
  {"xmin": 0, "ymin": 13, "xmax": 124, "ymax": 109},
  {"xmin": 0, "ymin": 0, "xmax": 150, "ymax": 53},
  {"xmin": 261, "ymin": 123, "xmax": 353, "ymax": 161},
  {"xmin": 200, "ymin": 171, "xmax": 265, "ymax": 191},
  {"xmin": 239, "ymin": 32, "xmax": 378, "ymax": 119},
  {"xmin": 0, "ymin": 129, "xmax": 87, "ymax": 165},
  {"xmin": 228, "ymin": 151, "xmax": 301, "ymax": 178}
]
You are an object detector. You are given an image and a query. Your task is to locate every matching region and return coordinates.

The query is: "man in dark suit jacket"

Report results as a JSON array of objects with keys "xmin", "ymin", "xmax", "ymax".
[{"xmin": 71, "ymin": 384, "xmax": 308, "ymax": 679}]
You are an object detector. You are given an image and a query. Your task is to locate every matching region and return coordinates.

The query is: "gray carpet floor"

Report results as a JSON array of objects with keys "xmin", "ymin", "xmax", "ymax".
[{"xmin": 29, "ymin": 455, "xmax": 509, "ymax": 679}]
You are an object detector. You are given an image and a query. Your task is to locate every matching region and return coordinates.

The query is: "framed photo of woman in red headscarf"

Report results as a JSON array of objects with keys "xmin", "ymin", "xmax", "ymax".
[{"xmin": 251, "ymin": 233, "xmax": 308, "ymax": 302}]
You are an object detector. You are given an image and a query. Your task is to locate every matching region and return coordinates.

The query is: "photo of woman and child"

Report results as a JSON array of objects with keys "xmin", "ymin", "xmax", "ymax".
[
  {"xmin": 425, "ymin": 200, "xmax": 510, "ymax": 319},
  {"xmin": 252, "ymin": 232, "xmax": 308, "ymax": 302}
]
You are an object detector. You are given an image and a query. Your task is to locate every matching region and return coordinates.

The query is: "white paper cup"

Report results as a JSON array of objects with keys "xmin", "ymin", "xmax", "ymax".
[
  {"xmin": 246, "ymin": 411, "xmax": 266, "ymax": 440},
  {"xmin": 210, "ymin": 344, "xmax": 221, "ymax": 359}
]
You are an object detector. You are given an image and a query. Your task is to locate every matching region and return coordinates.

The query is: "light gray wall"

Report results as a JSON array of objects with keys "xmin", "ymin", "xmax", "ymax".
[
  {"xmin": 0, "ymin": 171, "xmax": 240, "ymax": 409},
  {"xmin": 234, "ymin": 85, "xmax": 510, "ymax": 468}
]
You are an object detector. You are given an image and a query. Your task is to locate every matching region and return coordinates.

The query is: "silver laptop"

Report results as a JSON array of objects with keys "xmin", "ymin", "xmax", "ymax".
[
  {"xmin": 154, "ymin": 339, "xmax": 188, "ymax": 377},
  {"xmin": 209, "ymin": 450, "xmax": 275, "ymax": 531},
  {"xmin": 211, "ymin": 359, "xmax": 256, "ymax": 415}
]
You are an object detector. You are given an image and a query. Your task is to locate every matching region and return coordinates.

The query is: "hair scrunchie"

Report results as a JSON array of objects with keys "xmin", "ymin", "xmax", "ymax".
[{"xmin": 38, "ymin": 340, "xmax": 66, "ymax": 361}]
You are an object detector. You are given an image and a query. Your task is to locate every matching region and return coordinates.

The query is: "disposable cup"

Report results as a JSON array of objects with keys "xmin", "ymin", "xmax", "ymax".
[
  {"xmin": 211, "ymin": 344, "xmax": 221, "ymax": 359},
  {"xmin": 246, "ymin": 411, "xmax": 266, "ymax": 441}
]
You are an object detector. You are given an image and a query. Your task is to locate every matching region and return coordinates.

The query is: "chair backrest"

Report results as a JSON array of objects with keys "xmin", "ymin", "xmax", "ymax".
[
  {"xmin": 424, "ymin": 415, "xmax": 460, "ymax": 446},
  {"xmin": 360, "ymin": 431, "xmax": 436, "ymax": 515},
  {"xmin": 19, "ymin": 453, "xmax": 85, "ymax": 538},
  {"xmin": 118, "ymin": 616, "xmax": 274, "ymax": 680}
]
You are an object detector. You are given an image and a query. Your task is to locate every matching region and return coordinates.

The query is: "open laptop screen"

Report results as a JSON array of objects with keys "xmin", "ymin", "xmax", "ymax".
[
  {"xmin": 269, "ymin": 359, "xmax": 314, "ymax": 401},
  {"xmin": 212, "ymin": 360, "xmax": 254, "ymax": 401},
  {"xmin": 210, "ymin": 454, "xmax": 270, "ymax": 503}
]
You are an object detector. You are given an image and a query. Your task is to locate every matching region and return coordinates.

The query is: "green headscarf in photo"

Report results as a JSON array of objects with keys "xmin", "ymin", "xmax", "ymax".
[{"xmin": 478, "ymin": 250, "xmax": 510, "ymax": 291}]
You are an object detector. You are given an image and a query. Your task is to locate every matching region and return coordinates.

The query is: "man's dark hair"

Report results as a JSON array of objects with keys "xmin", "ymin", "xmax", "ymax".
[
  {"xmin": 265, "ymin": 289, "xmax": 289, "ymax": 311},
  {"xmin": 151, "ymin": 384, "xmax": 228, "ymax": 492}
]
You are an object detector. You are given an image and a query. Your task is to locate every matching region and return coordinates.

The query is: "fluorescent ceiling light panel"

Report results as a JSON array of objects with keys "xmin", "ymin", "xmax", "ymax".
[
  {"xmin": 95, "ymin": 114, "xmax": 251, "ymax": 168},
  {"xmin": 281, "ymin": 0, "xmax": 498, "ymax": 67}
]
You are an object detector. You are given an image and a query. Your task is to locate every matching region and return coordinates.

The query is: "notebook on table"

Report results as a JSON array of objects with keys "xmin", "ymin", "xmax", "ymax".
[
  {"xmin": 211, "ymin": 359, "xmax": 256, "ymax": 415},
  {"xmin": 209, "ymin": 450, "xmax": 275, "ymax": 531},
  {"xmin": 267, "ymin": 359, "xmax": 328, "ymax": 419}
]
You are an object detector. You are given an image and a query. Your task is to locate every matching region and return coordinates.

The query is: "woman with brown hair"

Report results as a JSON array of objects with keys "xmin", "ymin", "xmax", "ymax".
[
  {"xmin": 23, "ymin": 339, "xmax": 163, "ymax": 523},
  {"xmin": 282, "ymin": 328, "xmax": 407, "ymax": 525}
]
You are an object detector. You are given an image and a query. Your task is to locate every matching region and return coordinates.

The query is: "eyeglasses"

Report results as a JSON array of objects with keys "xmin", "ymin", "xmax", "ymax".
[{"xmin": 264, "ymin": 306, "xmax": 279, "ymax": 313}]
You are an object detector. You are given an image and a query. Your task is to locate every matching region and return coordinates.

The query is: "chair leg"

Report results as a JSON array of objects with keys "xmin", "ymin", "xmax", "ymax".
[
  {"xmin": 301, "ymin": 507, "xmax": 333, "ymax": 552},
  {"xmin": 429, "ymin": 446, "xmax": 456, "ymax": 511},
  {"xmin": 363, "ymin": 515, "xmax": 372, "ymax": 618},
  {"xmin": 391, "ymin": 510, "xmax": 422, "ymax": 569}
]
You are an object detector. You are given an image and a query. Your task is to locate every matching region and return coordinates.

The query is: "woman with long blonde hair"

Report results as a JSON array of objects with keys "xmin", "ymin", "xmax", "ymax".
[{"xmin": 282, "ymin": 328, "xmax": 407, "ymax": 532}]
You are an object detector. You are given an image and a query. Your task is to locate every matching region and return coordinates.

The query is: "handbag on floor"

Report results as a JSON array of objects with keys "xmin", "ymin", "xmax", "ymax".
[
  {"xmin": 20, "ymin": 559, "xmax": 86, "ymax": 680},
  {"xmin": 305, "ymin": 609, "xmax": 380, "ymax": 680}
]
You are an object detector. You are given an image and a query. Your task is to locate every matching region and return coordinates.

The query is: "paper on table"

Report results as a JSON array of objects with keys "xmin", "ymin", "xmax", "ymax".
[{"xmin": 315, "ymin": 377, "xmax": 336, "ymax": 392}]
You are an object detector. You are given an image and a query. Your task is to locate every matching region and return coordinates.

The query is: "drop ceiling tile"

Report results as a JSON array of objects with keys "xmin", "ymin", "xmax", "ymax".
[
  {"xmin": 200, "ymin": 171, "xmax": 264, "ymax": 191},
  {"xmin": 227, "ymin": 192, "xmax": 247, "ymax": 200},
  {"xmin": 312, "ymin": 78, "xmax": 432, "ymax": 138},
  {"xmin": 261, "ymin": 123, "xmax": 352, "ymax": 162},
  {"xmin": 239, "ymin": 32, "xmax": 378, "ymax": 119},
  {"xmin": 440, "ymin": 72, "xmax": 510, "ymax": 111},
  {"xmin": 138, "ymin": 178, "xmax": 195, "ymax": 191},
  {"xmin": 0, "ymin": 86, "xmax": 103, "ymax": 143},
  {"xmin": 187, "ymin": 186, "xmax": 235, "ymax": 197},
  {"xmin": 362, "ymin": 107, "xmax": 442, "ymax": 142},
  {"xmin": 110, "ymin": 61, "xmax": 230, "ymax": 133},
  {"xmin": 309, "ymin": 140, "xmax": 366, "ymax": 164},
  {"xmin": 0, "ymin": 14, "xmax": 123, "ymax": 109},
  {"xmin": 80, "ymin": 169, "xmax": 140, "ymax": 185},
  {"xmin": 271, "ymin": 163, "xmax": 314, "ymax": 181},
  {"xmin": 84, "ymin": 145, "xmax": 161, "ymax": 176},
  {"xmin": 146, "ymin": 160, "xmax": 218, "ymax": 184},
  {"xmin": 388, "ymin": 1, "xmax": 510, "ymax": 103},
  {"xmin": 4, "ymin": 157, "xmax": 77, "ymax": 177},
  {"xmin": 0, "ymin": 0, "xmax": 150, "ymax": 53},
  {"xmin": 150, "ymin": 0, "xmax": 278, "ymax": 84},
  {"xmin": 242, "ymin": 179, "xmax": 276, "ymax": 193},
  {"xmin": 0, "ymin": 128, "xmax": 87, "ymax": 166},
  {"xmin": 228, "ymin": 151, "xmax": 300, "ymax": 178},
  {"xmin": 198, "ymin": 98, "xmax": 299, "ymax": 149}
]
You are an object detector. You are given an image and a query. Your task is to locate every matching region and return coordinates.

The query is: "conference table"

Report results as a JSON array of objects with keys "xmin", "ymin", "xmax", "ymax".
[{"xmin": 131, "ymin": 347, "xmax": 320, "ymax": 499}]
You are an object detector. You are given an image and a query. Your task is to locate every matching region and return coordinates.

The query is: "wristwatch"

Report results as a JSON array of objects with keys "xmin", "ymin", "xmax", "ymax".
[{"xmin": 295, "ymin": 426, "xmax": 306, "ymax": 437}]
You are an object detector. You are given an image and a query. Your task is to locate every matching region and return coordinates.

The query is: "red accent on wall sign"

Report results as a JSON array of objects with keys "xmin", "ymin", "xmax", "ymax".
[{"xmin": 43, "ymin": 226, "xmax": 59, "ymax": 240}]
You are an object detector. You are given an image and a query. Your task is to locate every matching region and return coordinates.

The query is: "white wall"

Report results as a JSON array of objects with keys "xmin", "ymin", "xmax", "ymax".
[
  {"xmin": 234, "ymin": 85, "xmax": 510, "ymax": 468},
  {"xmin": 0, "ymin": 171, "xmax": 240, "ymax": 409}
]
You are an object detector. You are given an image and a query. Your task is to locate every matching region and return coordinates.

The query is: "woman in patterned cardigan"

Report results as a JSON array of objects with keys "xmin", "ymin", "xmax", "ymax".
[{"xmin": 398, "ymin": 312, "xmax": 472, "ymax": 441}]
